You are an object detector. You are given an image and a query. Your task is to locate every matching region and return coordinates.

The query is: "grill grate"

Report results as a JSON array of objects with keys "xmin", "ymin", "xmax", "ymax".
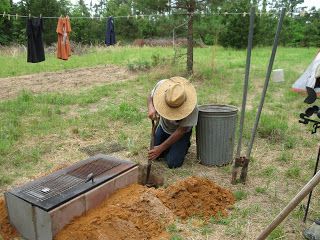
[
  {"xmin": 67, "ymin": 158, "xmax": 121, "ymax": 179},
  {"xmin": 24, "ymin": 174, "xmax": 84, "ymax": 201},
  {"xmin": 11, "ymin": 155, "xmax": 136, "ymax": 210}
]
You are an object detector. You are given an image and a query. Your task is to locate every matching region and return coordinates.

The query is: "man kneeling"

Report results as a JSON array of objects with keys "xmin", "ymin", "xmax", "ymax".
[{"xmin": 147, "ymin": 76, "xmax": 198, "ymax": 168}]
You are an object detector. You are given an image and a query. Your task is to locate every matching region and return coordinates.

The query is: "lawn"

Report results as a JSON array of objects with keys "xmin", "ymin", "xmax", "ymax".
[{"xmin": 0, "ymin": 45, "xmax": 319, "ymax": 239}]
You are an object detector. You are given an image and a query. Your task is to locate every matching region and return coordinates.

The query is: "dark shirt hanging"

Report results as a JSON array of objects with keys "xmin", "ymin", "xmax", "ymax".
[
  {"xmin": 105, "ymin": 17, "xmax": 116, "ymax": 46},
  {"xmin": 27, "ymin": 17, "xmax": 45, "ymax": 63}
]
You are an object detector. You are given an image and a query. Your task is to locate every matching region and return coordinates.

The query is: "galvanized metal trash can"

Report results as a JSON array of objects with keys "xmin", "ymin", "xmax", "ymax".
[{"xmin": 196, "ymin": 104, "xmax": 238, "ymax": 166}]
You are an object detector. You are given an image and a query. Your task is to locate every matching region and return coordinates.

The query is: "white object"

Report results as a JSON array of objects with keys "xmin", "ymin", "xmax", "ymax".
[
  {"xmin": 292, "ymin": 52, "xmax": 320, "ymax": 93},
  {"xmin": 272, "ymin": 69, "xmax": 285, "ymax": 82}
]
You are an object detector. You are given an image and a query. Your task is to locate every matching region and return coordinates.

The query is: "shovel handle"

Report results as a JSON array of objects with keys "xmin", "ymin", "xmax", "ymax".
[
  {"xmin": 150, "ymin": 116, "xmax": 159, "ymax": 149},
  {"xmin": 146, "ymin": 116, "xmax": 159, "ymax": 185}
]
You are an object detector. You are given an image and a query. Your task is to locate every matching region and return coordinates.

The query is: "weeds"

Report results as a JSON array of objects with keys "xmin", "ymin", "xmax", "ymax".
[
  {"xmin": 258, "ymin": 113, "xmax": 288, "ymax": 143},
  {"xmin": 277, "ymin": 151, "xmax": 293, "ymax": 163},
  {"xmin": 267, "ymin": 226, "xmax": 285, "ymax": 240},
  {"xmin": 262, "ymin": 166, "xmax": 277, "ymax": 177},
  {"xmin": 286, "ymin": 166, "xmax": 301, "ymax": 178},
  {"xmin": 255, "ymin": 187, "xmax": 267, "ymax": 194},
  {"xmin": 234, "ymin": 190, "xmax": 248, "ymax": 201}
]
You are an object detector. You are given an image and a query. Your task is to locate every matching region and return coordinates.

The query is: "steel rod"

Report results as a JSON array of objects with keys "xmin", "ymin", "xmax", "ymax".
[
  {"xmin": 246, "ymin": 8, "xmax": 286, "ymax": 159},
  {"xmin": 256, "ymin": 169, "xmax": 320, "ymax": 240},
  {"xmin": 236, "ymin": 6, "xmax": 255, "ymax": 158},
  {"xmin": 303, "ymin": 145, "xmax": 320, "ymax": 222}
]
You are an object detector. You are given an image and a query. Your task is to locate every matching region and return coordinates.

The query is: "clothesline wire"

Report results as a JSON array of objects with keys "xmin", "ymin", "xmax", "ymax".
[{"xmin": 0, "ymin": 10, "xmax": 296, "ymax": 20}]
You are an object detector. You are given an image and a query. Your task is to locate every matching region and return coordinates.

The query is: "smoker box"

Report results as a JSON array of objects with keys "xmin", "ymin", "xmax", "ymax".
[{"xmin": 5, "ymin": 154, "xmax": 138, "ymax": 240}]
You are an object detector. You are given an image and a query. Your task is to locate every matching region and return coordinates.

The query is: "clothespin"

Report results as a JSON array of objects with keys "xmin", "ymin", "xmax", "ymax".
[
  {"xmin": 224, "ymin": 11, "xmax": 228, "ymax": 16},
  {"xmin": 127, "ymin": 15, "xmax": 130, "ymax": 20},
  {"xmin": 135, "ymin": 14, "xmax": 138, "ymax": 19},
  {"xmin": 7, "ymin": 14, "xmax": 10, "ymax": 20},
  {"xmin": 15, "ymin": 13, "xmax": 18, "ymax": 20},
  {"xmin": 3, "ymin": 12, "xmax": 5, "ymax": 18},
  {"xmin": 29, "ymin": 13, "xmax": 31, "ymax": 19},
  {"xmin": 141, "ymin": 14, "xmax": 144, "ymax": 19},
  {"xmin": 243, "ymin": 12, "xmax": 247, "ymax": 17},
  {"xmin": 40, "ymin": 13, "xmax": 42, "ymax": 18}
]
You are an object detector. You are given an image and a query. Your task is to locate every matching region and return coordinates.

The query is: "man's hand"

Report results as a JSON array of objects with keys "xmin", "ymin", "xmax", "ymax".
[
  {"xmin": 148, "ymin": 107, "xmax": 157, "ymax": 120},
  {"xmin": 148, "ymin": 145, "xmax": 163, "ymax": 161},
  {"xmin": 147, "ymin": 95, "xmax": 158, "ymax": 120}
]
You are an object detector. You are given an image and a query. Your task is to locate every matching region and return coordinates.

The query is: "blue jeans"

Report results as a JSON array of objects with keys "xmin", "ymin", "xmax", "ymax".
[{"xmin": 154, "ymin": 125, "xmax": 192, "ymax": 169}]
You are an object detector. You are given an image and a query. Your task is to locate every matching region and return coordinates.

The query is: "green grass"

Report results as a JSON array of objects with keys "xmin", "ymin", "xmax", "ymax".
[
  {"xmin": 277, "ymin": 151, "xmax": 293, "ymax": 163},
  {"xmin": 0, "ymin": 46, "xmax": 319, "ymax": 239},
  {"xmin": 286, "ymin": 166, "xmax": 301, "ymax": 178},
  {"xmin": 0, "ymin": 46, "xmax": 173, "ymax": 77},
  {"xmin": 267, "ymin": 226, "xmax": 285, "ymax": 240},
  {"xmin": 255, "ymin": 187, "xmax": 267, "ymax": 194},
  {"xmin": 233, "ymin": 190, "xmax": 248, "ymax": 201}
]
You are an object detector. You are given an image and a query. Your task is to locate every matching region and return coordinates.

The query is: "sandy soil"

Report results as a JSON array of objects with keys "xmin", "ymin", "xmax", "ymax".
[
  {"xmin": 0, "ymin": 65, "xmax": 137, "ymax": 99},
  {"xmin": 0, "ymin": 177, "xmax": 235, "ymax": 240}
]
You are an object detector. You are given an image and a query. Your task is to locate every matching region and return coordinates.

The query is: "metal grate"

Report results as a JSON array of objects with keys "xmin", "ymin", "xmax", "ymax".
[
  {"xmin": 24, "ymin": 174, "xmax": 84, "ymax": 201},
  {"xmin": 67, "ymin": 158, "xmax": 121, "ymax": 179}
]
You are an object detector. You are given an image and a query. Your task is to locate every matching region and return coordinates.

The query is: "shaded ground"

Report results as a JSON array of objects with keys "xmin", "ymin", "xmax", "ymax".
[{"xmin": 0, "ymin": 65, "xmax": 137, "ymax": 99}]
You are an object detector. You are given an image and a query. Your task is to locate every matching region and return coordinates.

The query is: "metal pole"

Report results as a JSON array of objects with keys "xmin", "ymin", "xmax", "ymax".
[
  {"xmin": 236, "ymin": 6, "xmax": 255, "ymax": 158},
  {"xmin": 256, "ymin": 169, "xmax": 320, "ymax": 240},
  {"xmin": 303, "ymin": 145, "xmax": 320, "ymax": 222},
  {"xmin": 245, "ymin": 8, "xmax": 286, "ymax": 159}
]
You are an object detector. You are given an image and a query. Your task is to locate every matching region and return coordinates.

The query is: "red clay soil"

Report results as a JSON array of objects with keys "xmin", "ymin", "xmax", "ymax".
[
  {"xmin": 55, "ymin": 184, "xmax": 175, "ymax": 240},
  {"xmin": 0, "ymin": 177, "xmax": 235, "ymax": 240},
  {"xmin": 0, "ymin": 198, "xmax": 18, "ymax": 240},
  {"xmin": 155, "ymin": 176, "xmax": 235, "ymax": 219},
  {"xmin": 56, "ymin": 176, "xmax": 234, "ymax": 240}
]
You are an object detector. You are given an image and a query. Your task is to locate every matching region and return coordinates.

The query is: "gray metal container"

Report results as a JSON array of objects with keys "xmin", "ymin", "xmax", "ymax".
[{"xmin": 196, "ymin": 104, "xmax": 238, "ymax": 166}]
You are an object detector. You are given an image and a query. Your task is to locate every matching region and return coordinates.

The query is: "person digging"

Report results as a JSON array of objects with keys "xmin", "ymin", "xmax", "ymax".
[{"xmin": 147, "ymin": 76, "xmax": 198, "ymax": 169}]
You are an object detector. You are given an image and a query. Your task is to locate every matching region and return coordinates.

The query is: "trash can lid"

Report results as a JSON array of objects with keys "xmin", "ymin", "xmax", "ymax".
[{"xmin": 198, "ymin": 104, "xmax": 238, "ymax": 114}]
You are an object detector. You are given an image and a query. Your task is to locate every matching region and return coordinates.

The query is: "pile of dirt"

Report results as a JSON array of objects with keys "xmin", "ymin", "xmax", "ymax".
[
  {"xmin": 1, "ymin": 177, "xmax": 234, "ymax": 240},
  {"xmin": 155, "ymin": 176, "xmax": 235, "ymax": 219},
  {"xmin": 56, "ymin": 184, "xmax": 175, "ymax": 240},
  {"xmin": 0, "ymin": 198, "xmax": 18, "ymax": 240},
  {"xmin": 57, "ymin": 176, "xmax": 234, "ymax": 240}
]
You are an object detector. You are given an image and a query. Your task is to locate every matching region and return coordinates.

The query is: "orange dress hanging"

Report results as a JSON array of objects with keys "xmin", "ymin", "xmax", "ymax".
[{"xmin": 56, "ymin": 17, "xmax": 71, "ymax": 60}]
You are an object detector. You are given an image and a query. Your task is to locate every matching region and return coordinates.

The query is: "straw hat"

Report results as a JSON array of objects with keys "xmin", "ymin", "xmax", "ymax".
[{"xmin": 153, "ymin": 76, "xmax": 197, "ymax": 120}]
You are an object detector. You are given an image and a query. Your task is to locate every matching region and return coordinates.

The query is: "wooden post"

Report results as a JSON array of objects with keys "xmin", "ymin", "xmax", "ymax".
[{"xmin": 256, "ymin": 169, "xmax": 320, "ymax": 240}]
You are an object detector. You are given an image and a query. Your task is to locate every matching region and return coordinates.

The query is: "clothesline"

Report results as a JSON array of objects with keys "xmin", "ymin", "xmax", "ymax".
[{"xmin": 0, "ymin": 10, "xmax": 295, "ymax": 20}]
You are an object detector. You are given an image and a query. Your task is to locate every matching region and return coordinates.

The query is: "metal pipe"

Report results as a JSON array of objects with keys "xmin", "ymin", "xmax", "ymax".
[
  {"xmin": 303, "ymin": 145, "xmax": 320, "ymax": 222},
  {"xmin": 256, "ymin": 169, "xmax": 320, "ymax": 240},
  {"xmin": 246, "ymin": 8, "xmax": 286, "ymax": 159},
  {"xmin": 236, "ymin": 6, "xmax": 255, "ymax": 158}
]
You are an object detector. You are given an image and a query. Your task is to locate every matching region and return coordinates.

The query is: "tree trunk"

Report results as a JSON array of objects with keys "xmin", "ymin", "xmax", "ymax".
[{"xmin": 187, "ymin": 12, "xmax": 193, "ymax": 75}]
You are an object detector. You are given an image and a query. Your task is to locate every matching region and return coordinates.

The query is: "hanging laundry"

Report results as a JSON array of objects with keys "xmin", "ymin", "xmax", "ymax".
[
  {"xmin": 56, "ymin": 16, "xmax": 72, "ymax": 60},
  {"xmin": 27, "ymin": 17, "xmax": 45, "ymax": 63},
  {"xmin": 105, "ymin": 17, "xmax": 116, "ymax": 46}
]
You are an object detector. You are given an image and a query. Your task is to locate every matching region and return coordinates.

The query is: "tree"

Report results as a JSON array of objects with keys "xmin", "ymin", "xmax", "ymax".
[
  {"xmin": 0, "ymin": 0, "xmax": 12, "ymax": 44},
  {"xmin": 218, "ymin": 0, "xmax": 253, "ymax": 49},
  {"xmin": 170, "ymin": 0, "xmax": 209, "ymax": 74}
]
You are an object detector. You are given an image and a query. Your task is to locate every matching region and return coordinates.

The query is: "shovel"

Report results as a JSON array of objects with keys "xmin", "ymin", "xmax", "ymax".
[{"xmin": 145, "ymin": 116, "xmax": 159, "ymax": 186}]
